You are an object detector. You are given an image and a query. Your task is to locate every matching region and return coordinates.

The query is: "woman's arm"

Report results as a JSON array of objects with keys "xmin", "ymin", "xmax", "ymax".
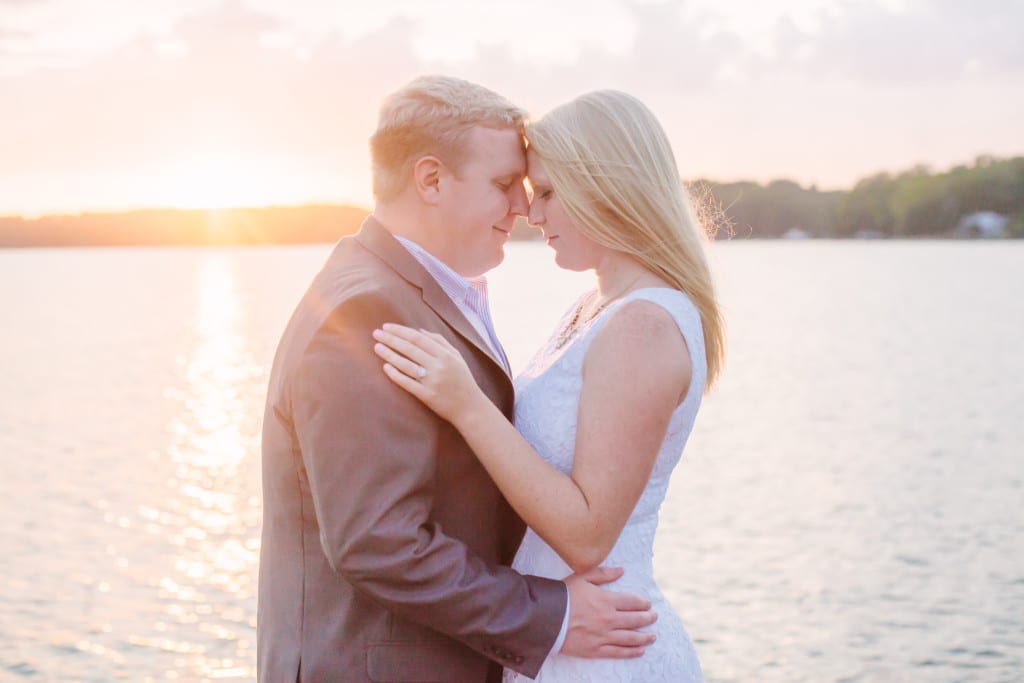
[{"xmin": 372, "ymin": 300, "xmax": 691, "ymax": 573}]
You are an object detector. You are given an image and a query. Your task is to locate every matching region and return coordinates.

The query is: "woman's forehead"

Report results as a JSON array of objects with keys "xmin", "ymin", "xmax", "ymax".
[{"xmin": 526, "ymin": 151, "xmax": 549, "ymax": 181}]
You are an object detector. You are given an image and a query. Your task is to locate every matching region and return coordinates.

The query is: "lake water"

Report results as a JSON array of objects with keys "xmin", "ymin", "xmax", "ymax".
[{"xmin": 1, "ymin": 241, "xmax": 1022, "ymax": 682}]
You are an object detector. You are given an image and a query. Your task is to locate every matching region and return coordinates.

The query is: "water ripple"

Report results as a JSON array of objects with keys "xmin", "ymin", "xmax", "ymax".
[{"xmin": 2, "ymin": 243, "xmax": 1022, "ymax": 681}]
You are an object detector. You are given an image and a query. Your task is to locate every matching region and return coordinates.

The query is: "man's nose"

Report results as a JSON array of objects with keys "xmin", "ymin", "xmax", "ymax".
[
  {"xmin": 527, "ymin": 200, "xmax": 545, "ymax": 227},
  {"xmin": 509, "ymin": 183, "xmax": 530, "ymax": 217}
]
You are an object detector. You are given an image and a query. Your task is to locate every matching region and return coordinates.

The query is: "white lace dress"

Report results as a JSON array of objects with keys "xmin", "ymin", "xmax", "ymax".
[{"xmin": 504, "ymin": 288, "xmax": 705, "ymax": 683}]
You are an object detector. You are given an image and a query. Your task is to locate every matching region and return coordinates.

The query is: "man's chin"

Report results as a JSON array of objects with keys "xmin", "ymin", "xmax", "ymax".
[
  {"xmin": 485, "ymin": 248, "xmax": 507, "ymax": 272},
  {"xmin": 460, "ymin": 249, "xmax": 506, "ymax": 278}
]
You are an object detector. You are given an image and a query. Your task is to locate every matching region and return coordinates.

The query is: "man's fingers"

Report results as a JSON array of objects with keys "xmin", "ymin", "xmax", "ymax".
[
  {"xmin": 594, "ymin": 645, "xmax": 646, "ymax": 659},
  {"xmin": 611, "ymin": 608, "xmax": 658, "ymax": 631},
  {"xmin": 604, "ymin": 629, "xmax": 656, "ymax": 648},
  {"xmin": 608, "ymin": 590, "xmax": 652, "ymax": 612}
]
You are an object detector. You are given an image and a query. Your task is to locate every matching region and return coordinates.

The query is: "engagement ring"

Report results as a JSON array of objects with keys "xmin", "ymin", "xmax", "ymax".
[{"xmin": 417, "ymin": 366, "xmax": 427, "ymax": 379}]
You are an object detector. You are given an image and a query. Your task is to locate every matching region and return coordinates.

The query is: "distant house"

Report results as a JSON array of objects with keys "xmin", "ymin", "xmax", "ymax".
[
  {"xmin": 955, "ymin": 211, "xmax": 1009, "ymax": 238},
  {"xmin": 782, "ymin": 227, "xmax": 811, "ymax": 239},
  {"xmin": 854, "ymin": 229, "xmax": 886, "ymax": 239}
]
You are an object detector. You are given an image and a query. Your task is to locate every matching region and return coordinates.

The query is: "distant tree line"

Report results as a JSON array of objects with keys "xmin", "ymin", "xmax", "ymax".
[
  {"xmin": 695, "ymin": 155, "xmax": 1024, "ymax": 238},
  {"xmin": 0, "ymin": 205, "xmax": 369, "ymax": 247},
  {"xmin": 1, "ymin": 156, "xmax": 1021, "ymax": 247}
]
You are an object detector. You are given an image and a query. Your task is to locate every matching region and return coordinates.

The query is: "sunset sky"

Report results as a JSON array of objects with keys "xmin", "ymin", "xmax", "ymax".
[{"xmin": 2, "ymin": 0, "xmax": 1022, "ymax": 216}]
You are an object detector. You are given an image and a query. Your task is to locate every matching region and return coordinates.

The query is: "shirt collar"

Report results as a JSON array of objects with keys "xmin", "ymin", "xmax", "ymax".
[{"xmin": 393, "ymin": 235, "xmax": 488, "ymax": 304}]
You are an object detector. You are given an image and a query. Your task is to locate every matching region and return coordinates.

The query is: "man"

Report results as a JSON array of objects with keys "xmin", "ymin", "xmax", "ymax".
[{"xmin": 258, "ymin": 75, "xmax": 656, "ymax": 682}]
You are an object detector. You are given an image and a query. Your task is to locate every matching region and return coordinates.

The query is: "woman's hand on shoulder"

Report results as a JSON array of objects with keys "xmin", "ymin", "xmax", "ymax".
[{"xmin": 372, "ymin": 323, "xmax": 488, "ymax": 425}]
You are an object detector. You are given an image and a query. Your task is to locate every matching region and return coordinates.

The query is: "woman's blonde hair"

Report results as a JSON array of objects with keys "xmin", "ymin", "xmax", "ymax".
[
  {"xmin": 525, "ymin": 90, "xmax": 725, "ymax": 389},
  {"xmin": 370, "ymin": 75, "xmax": 527, "ymax": 201}
]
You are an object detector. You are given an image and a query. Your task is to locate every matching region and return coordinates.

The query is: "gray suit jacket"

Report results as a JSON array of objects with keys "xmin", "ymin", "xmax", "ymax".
[{"xmin": 258, "ymin": 217, "xmax": 567, "ymax": 682}]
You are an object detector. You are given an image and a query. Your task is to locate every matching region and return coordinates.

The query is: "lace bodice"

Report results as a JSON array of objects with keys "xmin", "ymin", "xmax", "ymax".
[{"xmin": 505, "ymin": 287, "xmax": 705, "ymax": 682}]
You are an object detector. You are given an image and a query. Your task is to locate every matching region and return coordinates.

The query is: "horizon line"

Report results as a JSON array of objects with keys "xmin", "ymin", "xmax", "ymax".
[{"xmin": 4, "ymin": 152, "xmax": 1021, "ymax": 220}]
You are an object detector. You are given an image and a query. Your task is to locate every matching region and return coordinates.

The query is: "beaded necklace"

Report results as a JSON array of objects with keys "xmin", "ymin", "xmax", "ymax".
[
  {"xmin": 554, "ymin": 280, "xmax": 641, "ymax": 349},
  {"xmin": 555, "ymin": 292, "xmax": 607, "ymax": 349}
]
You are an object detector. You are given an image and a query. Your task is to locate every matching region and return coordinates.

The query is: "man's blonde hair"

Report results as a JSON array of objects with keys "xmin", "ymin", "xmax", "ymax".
[
  {"xmin": 370, "ymin": 75, "xmax": 528, "ymax": 201},
  {"xmin": 526, "ymin": 90, "xmax": 726, "ymax": 389}
]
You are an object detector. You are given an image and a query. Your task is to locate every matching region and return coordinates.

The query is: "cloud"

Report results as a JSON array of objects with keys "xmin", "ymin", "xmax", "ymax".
[
  {"xmin": 386, "ymin": 1, "xmax": 743, "ymax": 112},
  {"xmin": 0, "ymin": 0, "xmax": 740, "ymax": 172},
  {"xmin": 0, "ymin": 28, "xmax": 32, "ymax": 40},
  {"xmin": 0, "ymin": 2, "xmax": 437, "ymax": 211},
  {"xmin": 0, "ymin": 0, "xmax": 1021, "ymax": 214},
  {"xmin": 773, "ymin": 0, "xmax": 1024, "ymax": 83}
]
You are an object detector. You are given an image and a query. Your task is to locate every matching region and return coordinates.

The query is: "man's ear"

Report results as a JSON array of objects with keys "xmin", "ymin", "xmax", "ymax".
[{"xmin": 413, "ymin": 156, "xmax": 444, "ymax": 205}]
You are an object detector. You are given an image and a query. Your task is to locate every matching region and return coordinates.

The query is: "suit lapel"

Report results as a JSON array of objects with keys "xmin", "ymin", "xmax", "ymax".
[{"xmin": 355, "ymin": 216, "xmax": 511, "ymax": 380}]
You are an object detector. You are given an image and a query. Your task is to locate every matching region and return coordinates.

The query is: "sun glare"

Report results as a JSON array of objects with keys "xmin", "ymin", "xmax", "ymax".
[{"xmin": 157, "ymin": 155, "xmax": 280, "ymax": 210}]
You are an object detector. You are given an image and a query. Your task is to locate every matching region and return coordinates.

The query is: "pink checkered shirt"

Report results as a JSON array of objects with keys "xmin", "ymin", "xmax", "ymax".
[
  {"xmin": 394, "ymin": 235, "xmax": 571, "ymax": 655},
  {"xmin": 394, "ymin": 236, "xmax": 509, "ymax": 374}
]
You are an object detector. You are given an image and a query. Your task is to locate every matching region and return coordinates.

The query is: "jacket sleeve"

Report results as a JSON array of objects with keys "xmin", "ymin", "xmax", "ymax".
[{"xmin": 291, "ymin": 292, "xmax": 567, "ymax": 676}]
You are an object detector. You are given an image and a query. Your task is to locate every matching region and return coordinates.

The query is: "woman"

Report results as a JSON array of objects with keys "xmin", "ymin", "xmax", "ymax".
[{"xmin": 372, "ymin": 90, "xmax": 724, "ymax": 682}]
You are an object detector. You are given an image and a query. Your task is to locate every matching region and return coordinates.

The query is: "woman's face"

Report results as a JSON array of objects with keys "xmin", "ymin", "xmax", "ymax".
[{"xmin": 526, "ymin": 149, "xmax": 606, "ymax": 271}]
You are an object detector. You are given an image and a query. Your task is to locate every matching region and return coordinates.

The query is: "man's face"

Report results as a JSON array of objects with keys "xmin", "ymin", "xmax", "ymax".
[{"xmin": 438, "ymin": 126, "xmax": 529, "ymax": 277}]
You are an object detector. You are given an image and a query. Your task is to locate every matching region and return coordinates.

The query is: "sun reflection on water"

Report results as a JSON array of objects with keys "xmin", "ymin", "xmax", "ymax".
[{"xmin": 149, "ymin": 253, "xmax": 262, "ymax": 679}]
